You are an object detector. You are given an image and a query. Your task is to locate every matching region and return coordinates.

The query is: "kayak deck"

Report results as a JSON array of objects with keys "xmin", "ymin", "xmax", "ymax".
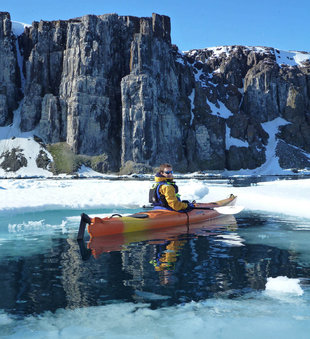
[{"xmin": 78, "ymin": 194, "xmax": 237, "ymax": 239}]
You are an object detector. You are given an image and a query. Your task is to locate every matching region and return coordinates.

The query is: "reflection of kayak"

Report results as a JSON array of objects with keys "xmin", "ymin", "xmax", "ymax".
[
  {"xmin": 77, "ymin": 194, "xmax": 241, "ymax": 240},
  {"xmin": 87, "ymin": 215, "xmax": 237, "ymax": 258}
]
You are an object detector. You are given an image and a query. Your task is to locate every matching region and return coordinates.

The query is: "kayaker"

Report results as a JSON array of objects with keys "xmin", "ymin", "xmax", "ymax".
[{"xmin": 149, "ymin": 163, "xmax": 194, "ymax": 211}]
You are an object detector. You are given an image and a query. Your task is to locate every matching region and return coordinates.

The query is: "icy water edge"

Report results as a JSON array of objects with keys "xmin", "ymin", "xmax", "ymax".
[{"xmin": 0, "ymin": 183, "xmax": 310, "ymax": 338}]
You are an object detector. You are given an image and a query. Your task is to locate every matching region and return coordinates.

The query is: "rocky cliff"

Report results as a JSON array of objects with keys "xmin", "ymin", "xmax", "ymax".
[
  {"xmin": 1, "ymin": 11, "xmax": 310, "ymax": 176},
  {"xmin": 0, "ymin": 12, "xmax": 21, "ymax": 125}
]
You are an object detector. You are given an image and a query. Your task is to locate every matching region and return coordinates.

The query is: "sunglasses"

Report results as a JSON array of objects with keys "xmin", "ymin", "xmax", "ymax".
[{"xmin": 164, "ymin": 170, "xmax": 173, "ymax": 174}]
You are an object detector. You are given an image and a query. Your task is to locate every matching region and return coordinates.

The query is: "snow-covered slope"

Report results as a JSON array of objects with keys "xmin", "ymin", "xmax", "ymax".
[
  {"xmin": 0, "ymin": 104, "xmax": 54, "ymax": 178},
  {"xmin": 186, "ymin": 45, "xmax": 310, "ymax": 67},
  {"xmin": 0, "ymin": 21, "xmax": 53, "ymax": 178}
]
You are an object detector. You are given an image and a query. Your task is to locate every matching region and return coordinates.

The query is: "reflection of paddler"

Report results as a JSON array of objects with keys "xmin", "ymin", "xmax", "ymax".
[{"xmin": 150, "ymin": 240, "xmax": 186, "ymax": 272}]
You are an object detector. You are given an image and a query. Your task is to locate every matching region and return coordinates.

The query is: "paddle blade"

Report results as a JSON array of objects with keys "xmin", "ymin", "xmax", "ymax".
[{"xmin": 213, "ymin": 205, "xmax": 244, "ymax": 215}]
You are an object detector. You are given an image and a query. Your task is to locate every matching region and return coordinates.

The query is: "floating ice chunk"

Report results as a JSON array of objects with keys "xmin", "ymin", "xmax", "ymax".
[
  {"xmin": 0, "ymin": 310, "xmax": 13, "ymax": 326},
  {"xmin": 265, "ymin": 276, "xmax": 303, "ymax": 296},
  {"xmin": 8, "ymin": 219, "xmax": 69, "ymax": 234},
  {"xmin": 8, "ymin": 220, "xmax": 46, "ymax": 233}
]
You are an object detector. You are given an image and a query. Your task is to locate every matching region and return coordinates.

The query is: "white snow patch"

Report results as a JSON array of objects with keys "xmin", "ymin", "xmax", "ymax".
[
  {"xmin": 208, "ymin": 100, "xmax": 233, "ymax": 119},
  {"xmin": 11, "ymin": 21, "xmax": 31, "ymax": 36},
  {"xmin": 175, "ymin": 51, "xmax": 185, "ymax": 65},
  {"xmin": 265, "ymin": 276, "xmax": 303, "ymax": 296},
  {"xmin": 175, "ymin": 49, "xmax": 186, "ymax": 65},
  {"xmin": 186, "ymin": 46, "xmax": 269, "ymax": 62},
  {"xmin": 225, "ymin": 125, "xmax": 249, "ymax": 149},
  {"xmin": 194, "ymin": 68, "xmax": 205, "ymax": 84},
  {"xmin": 0, "ymin": 137, "xmax": 53, "ymax": 178},
  {"xmin": 247, "ymin": 46, "xmax": 271, "ymax": 54},
  {"xmin": 77, "ymin": 165, "xmax": 106, "ymax": 178},
  {"xmin": 189, "ymin": 89, "xmax": 195, "ymax": 125},
  {"xmin": 274, "ymin": 49, "xmax": 310, "ymax": 67},
  {"xmin": 203, "ymin": 46, "xmax": 235, "ymax": 58},
  {"xmin": 259, "ymin": 117, "xmax": 291, "ymax": 174},
  {"xmin": 185, "ymin": 46, "xmax": 310, "ymax": 69},
  {"xmin": 223, "ymin": 117, "xmax": 291, "ymax": 176},
  {"xmin": 0, "ymin": 104, "xmax": 54, "ymax": 178}
]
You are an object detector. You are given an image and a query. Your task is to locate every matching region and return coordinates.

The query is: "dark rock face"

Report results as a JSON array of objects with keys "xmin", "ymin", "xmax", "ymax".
[
  {"xmin": 0, "ymin": 12, "xmax": 20, "ymax": 126},
  {"xmin": 36, "ymin": 150, "xmax": 51, "ymax": 170},
  {"xmin": 17, "ymin": 13, "xmax": 174, "ymax": 172},
  {"xmin": 0, "ymin": 148, "xmax": 27, "ymax": 171},
  {"xmin": 121, "ymin": 30, "xmax": 192, "ymax": 171},
  {"xmin": 187, "ymin": 46, "xmax": 310, "ymax": 171},
  {"xmin": 1, "ymin": 12, "xmax": 310, "ymax": 174}
]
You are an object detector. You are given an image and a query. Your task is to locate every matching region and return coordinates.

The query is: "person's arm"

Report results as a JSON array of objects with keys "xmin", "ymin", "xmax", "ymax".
[{"xmin": 160, "ymin": 185, "xmax": 188, "ymax": 211}]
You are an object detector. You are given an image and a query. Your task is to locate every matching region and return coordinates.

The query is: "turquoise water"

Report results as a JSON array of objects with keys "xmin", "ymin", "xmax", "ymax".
[{"xmin": 0, "ymin": 207, "xmax": 310, "ymax": 338}]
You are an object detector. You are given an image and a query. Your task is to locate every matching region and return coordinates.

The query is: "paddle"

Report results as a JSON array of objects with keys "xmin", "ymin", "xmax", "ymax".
[
  {"xmin": 77, "ymin": 213, "xmax": 91, "ymax": 240},
  {"xmin": 193, "ymin": 205, "xmax": 244, "ymax": 215}
]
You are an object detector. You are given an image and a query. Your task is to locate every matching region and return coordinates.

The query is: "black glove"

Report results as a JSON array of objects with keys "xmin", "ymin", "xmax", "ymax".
[
  {"xmin": 182, "ymin": 200, "xmax": 190, "ymax": 204},
  {"xmin": 183, "ymin": 202, "xmax": 195, "ymax": 212}
]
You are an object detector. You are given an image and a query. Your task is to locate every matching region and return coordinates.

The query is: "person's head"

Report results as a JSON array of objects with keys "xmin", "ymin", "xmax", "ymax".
[{"xmin": 159, "ymin": 163, "xmax": 173, "ymax": 178}]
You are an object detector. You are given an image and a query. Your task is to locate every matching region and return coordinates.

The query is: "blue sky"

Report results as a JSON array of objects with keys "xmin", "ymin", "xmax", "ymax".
[{"xmin": 3, "ymin": 0, "xmax": 310, "ymax": 52}]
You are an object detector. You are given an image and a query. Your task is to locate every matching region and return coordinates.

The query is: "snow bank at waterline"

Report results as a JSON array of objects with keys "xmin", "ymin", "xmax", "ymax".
[
  {"xmin": 0, "ymin": 178, "xmax": 310, "ymax": 219},
  {"xmin": 203, "ymin": 178, "xmax": 310, "ymax": 219},
  {"xmin": 1, "ymin": 277, "xmax": 308, "ymax": 339},
  {"xmin": 265, "ymin": 276, "xmax": 304, "ymax": 296}
]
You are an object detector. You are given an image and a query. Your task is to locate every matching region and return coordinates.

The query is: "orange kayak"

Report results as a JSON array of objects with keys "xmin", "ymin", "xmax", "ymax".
[
  {"xmin": 77, "ymin": 194, "xmax": 239, "ymax": 239},
  {"xmin": 87, "ymin": 214, "xmax": 237, "ymax": 258}
]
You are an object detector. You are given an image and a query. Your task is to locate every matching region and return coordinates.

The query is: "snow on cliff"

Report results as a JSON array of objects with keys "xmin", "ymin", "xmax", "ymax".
[
  {"xmin": 186, "ymin": 45, "xmax": 310, "ymax": 68},
  {"xmin": 11, "ymin": 21, "xmax": 31, "ymax": 36}
]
